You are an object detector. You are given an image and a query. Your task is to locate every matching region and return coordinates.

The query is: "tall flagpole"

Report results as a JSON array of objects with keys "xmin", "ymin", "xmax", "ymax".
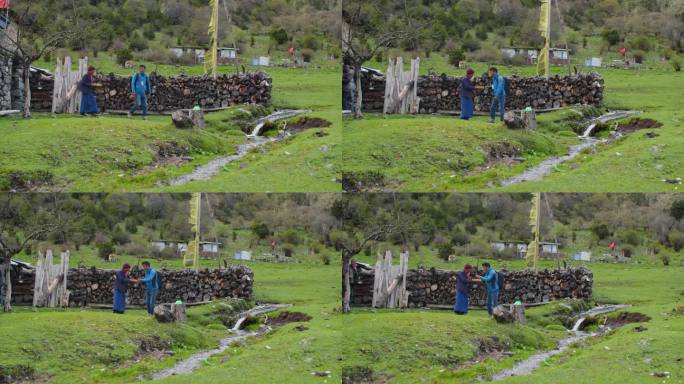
[
  {"xmin": 537, "ymin": 0, "xmax": 551, "ymax": 78},
  {"xmin": 205, "ymin": 0, "xmax": 219, "ymax": 79}
]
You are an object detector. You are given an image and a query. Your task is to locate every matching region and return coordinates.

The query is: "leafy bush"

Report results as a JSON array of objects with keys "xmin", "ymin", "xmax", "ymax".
[
  {"xmin": 111, "ymin": 228, "xmax": 131, "ymax": 245},
  {"xmin": 602, "ymin": 29, "xmax": 620, "ymax": 46},
  {"xmin": 301, "ymin": 48, "xmax": 314, "ymax": 63},
  {"xmin": 98, "ymin": 242, "xmax": 115, "ymax": 259},
  {"xmin": 618, "ymin": 229, "xmax": 641, "ymax": 246},
  {"xmin": 251, "ymin": 223, "xmax": 270, "ymax": 242},
  {"xmin": 629, "ymin": 35, "xmax": 652, "ymax": 52},
  {"xmin": 591, "ymin": 224, "xmax": 610, "ymax": 240},
  {"xmin": 469, "ymin": 47, "xmax": 499, "ymax": 63},
  {"xmin": 114, "ymin": 48, "xmax": 133, "ymax": 66},
  {"xmin": 451, "ymin": 231, "xmax": 470, "ymax": 246},
  {"xmin": 270, "ymin": 28, "xmax": 288, "ymax": 45},
  {"xmin": 117, "ymin": 241, "xmax": 149, "ymax": 256},
  {"xmin": 661, "ymin": 253, "xmax": 671, "ymax": 266},
  {"xmin": 671, "ymin": 200, "xmax": 684, "ymax": 220},
  {"xmin": 668, "ymin": 231, "xmax": 684, "ymax": 251},
  {"xmin": 671, "ymin": 59, "xmax": 682, "ymax": 72},
  {"xmin": 447, "ymin": 47, "xmax": 466, "ymax": 66},
  {"xmin": 320, "ymin": 253, "xmax": 331, "ymax": 265},
  {"xmin": 168, "ymin": 51, "xmax": 196, "ymax": 65},
  {"xmin": 282, "ymin": 244, "xmax": 294, "ymax": 257},
  {"xmin": 299, "ymin": 34, "xmax": 320, "ymax": 50},
  {"xmin": 462, "ymin": 34, "xmax": 481, "ymax": 52},
  {"xmin": 437, "ymin": 243, "xmax": 454, "ymax": 261},
  {"xmin": 633, "ymin": 50, "xmax": 646, "ymax": 64},
  {"xmin": 279, "ymin": 229, "xmax": 301, "ymax": 246}
]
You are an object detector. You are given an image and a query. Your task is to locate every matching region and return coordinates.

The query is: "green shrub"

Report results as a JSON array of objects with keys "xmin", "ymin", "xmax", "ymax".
[
  {"xmin": 618, "ymin": 229, "xmax": 641, "ymax": 246},
  {"xmin": 671, "ymin": 59, "xmax": 682, "ymax": 72},
  {"xmin": 270, "ymin": 28, "xmax": 288, "ymax": 45},
  {"xmin": 98, "ymin": 242, "xmax": 115, "ymax": 259},
  {"xmin": 437, "ymin": 243, "xmax": 454, "ymax": 261},
  {"xmin": 668, "ymin": 231, "xmax": 684, "ymax": 251},
  {"xmin": 602, "ymin": 29, "xmax": 620, "ymax": 46},
  {"xmin": 633, "ymin": 50, "xmax": 646, "ymax": 64},
  {"xmin": 591, "ymin": 224, "xmax": 610, "ymax": 240},
  {"xmin": 114, "ymin": 48, "xmax": 133, "ymax": 66},
  {"xmin": 629, "ymin": 35, "xmax": 652, "ymax": 52},
  {"xmin": 279, "ymin": 228, "xmax": 301, "ymax": 246},
  {"xmin": 447, "ymin": 47, "xmax": 466, "ymax": 66},
  {"xmin": 301, "ymin": 48, "xmax": 314, "ymax": 63},
  {"xmin": 299, "ymin": 34, "xmax": 320, "ymax": 50}
]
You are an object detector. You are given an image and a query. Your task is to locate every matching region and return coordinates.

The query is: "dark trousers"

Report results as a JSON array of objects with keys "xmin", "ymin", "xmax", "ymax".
[
  {"xmin": 146, "ymin": 289, "xmax": 158, "ymax": 315},
  {"xmin": 130, "ymin": 93, "xmax": 148, "ymax": 116},
  {"xmin": 490, "ymin": 95, "xmax": 505, "ymax": 122}
]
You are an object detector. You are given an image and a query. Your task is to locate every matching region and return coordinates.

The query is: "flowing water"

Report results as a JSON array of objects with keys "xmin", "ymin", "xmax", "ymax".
[
  {"xmin": 499, "ymin": 139, "xmax": 600, "ymax": 187},
  {"xmin": 147, "ymin": 303, "xmax": 291, "ymax": 380},
  {"xmin": 499, "ymin": 111, "xmax": 639, "ymax": 187},
  {"xmin": 490, "ymin": 304, "xmax": 631, "ymax": 381},
  {"xmin": 168, "ymin": 109, "xmax": 310, "ymax": 186}
]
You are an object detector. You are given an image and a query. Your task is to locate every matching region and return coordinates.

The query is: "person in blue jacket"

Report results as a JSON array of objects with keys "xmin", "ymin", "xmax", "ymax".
[
  {"xmin": 113, "ymin": 263, "xmax": 138, "ymax": 314},
  {"xmin": 459, "ymin": 68, "xmax": 476, "ymax": 120},
  {"xmin": 488, "ymin": 67, "xmax": 505, "ymax": 123},
  {"xmin": 478, "ymin": 262, "xmax": 499, "ymax": 316},
  {"xmin": 139, "ymin": 261, "xmax": 159, "ymax": 315},
  {"xmin": 128, "ymin": 64, "xmax": 151, "ymax": 120},
  {"xmin": 79, "ymin": 66, "xmax": 99, "ymax": 116}
]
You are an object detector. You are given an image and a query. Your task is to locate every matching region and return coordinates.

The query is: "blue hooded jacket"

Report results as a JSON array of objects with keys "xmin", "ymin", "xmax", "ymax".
[
  {"xmin": 140, "ymin": 268, "xmax": 159, "ymax": 291},
  {"xmin": 491, "ymin": 74, "xmax": 505, "ymax": 97},
  {"xmin": 480, "ymin": 269, "xmax": 499, "ymax": 292},
  {"xmin": 131, "ymin": 72, "xmax": 151, "ymax": 95}
]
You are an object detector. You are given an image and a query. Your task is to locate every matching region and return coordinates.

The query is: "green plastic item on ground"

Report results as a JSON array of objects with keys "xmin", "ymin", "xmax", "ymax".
[{"xmin": 175, "ymin": 299, "xmax": 183, "ymax": 305}]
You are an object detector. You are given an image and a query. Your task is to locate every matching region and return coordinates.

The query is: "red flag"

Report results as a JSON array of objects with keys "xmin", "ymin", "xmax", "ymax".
[
  {"xmin": 608, "ymin": 241, "xmax": 616, "ymax": 250},
  {"xmin": 0, "ymin": 0, "xmax": 9, "ymax": 9},
  {"xmin": 619, "ymin": 47, "xmax": 626, "ymax": 57}
]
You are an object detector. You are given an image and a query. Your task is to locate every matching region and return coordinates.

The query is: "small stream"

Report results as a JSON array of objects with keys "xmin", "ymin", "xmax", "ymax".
[
  {"xmin": 499, "ymin": 110, "xmax": 640, "ymax": 187},
  {"xmin": 168, "ymin": 109, "xmax": 310, "ymax": 186},
  {"xmin": 499, "ymin": 138, "xmax": 600, "ymax": 187},
  {"xmin": 146, "ymin": 303, "xmax": 291, "ymax": 380},
  {"xmin": 490, "ymin": 304, "xmax": 631, "ymax": 381}
]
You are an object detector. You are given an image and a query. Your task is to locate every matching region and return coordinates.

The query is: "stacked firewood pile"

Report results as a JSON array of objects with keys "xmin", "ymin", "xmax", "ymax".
[
  {"xmin": 358, "ymin": 68, "xmax": 386, "ymax": 112},
  {"xmin": 356, "ymin": 70, "xmax": 604, "ymax": 113},
  {"xmin": 93, "ymin": 72, "xmax": 272, "ymax": 112},
  {"xmin": 11, "ymin": 265, "xmax": 253, "ymax": 307},
  {"xmin": 351, "ymin": 267, "xmax": 593, "ymax": 307}
]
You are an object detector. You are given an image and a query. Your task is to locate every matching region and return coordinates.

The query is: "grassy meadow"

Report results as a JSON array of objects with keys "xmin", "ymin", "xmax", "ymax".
[
  {"xmin": 0, "ymin": 58, "xmax": 341, "ymax": 192},
  {"xmin": 0, "ymin": 260, "xmax": 342, "ymax": 384},
  {"xmin": 343, "ymin": 53, "xmax": 684, "ymax": 192}
]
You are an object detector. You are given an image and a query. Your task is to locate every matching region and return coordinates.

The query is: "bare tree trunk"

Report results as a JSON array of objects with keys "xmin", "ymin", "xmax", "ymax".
[
  {"xmin": 23, "ymin": 65, "xmax": 31, "ymax": 118},
  {"xmin": 341, "ymin": 251, "xmax": 351, "ymax": 313},
  {"xmin": 0, "ymin": 259, "xmax": 11, "ymax": 312},
  {"xmin": 354, "ymin": 63, "xmax": 363, "ymax": 119}
]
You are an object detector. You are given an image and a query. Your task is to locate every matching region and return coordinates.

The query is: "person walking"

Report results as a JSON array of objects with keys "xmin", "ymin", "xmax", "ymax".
[
  {"xmin": 488, "ymin": 67, "xmax": 506, "ymax": 123},
  {"xmin": 478, "ymin": 262, "xmax": 500, "ymax": 316},
  {"xmin": 454, "ymin": 264, "xmax": 480, "ymax": 315},
  {"xmin": 459, "ymin": 68, "xmax": 475, "ymax": 120},
  {"xmin": 113, "ymin": 264, "xmax": 137, "ymax": 314},
  {"xmin": 128, "ymin": 64, "xmax": 151, "ymax": 120},
  {"xmin": 138, "ymin": 261, "xmax": 160, "ymax": 315},
  {"xmin": 79, "ymin": 66, "xmax": 99, "ymax": 116}
]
